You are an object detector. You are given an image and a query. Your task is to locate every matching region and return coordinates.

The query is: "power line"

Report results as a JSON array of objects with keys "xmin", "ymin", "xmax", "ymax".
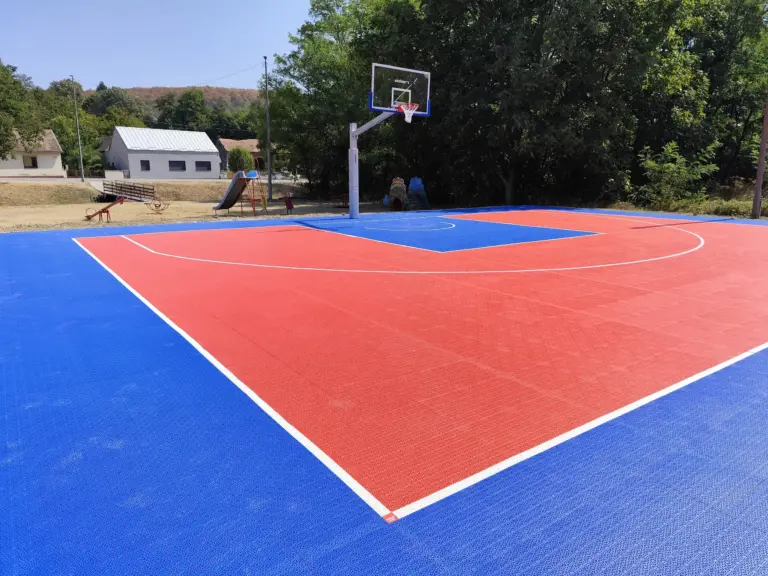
[
  {"xmin": 192, "ymin": 63, "xmax": 263, "ymax": 87},
  {"xmin": 148, "ymin": 119, "xmax": 258, "ymax": 137}
]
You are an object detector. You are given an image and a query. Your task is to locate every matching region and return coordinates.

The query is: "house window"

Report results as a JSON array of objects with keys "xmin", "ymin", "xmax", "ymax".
[
  {"xmin": 140, "ymin": 160, "xmax": 151, "ymax": 171},
  {"xmin": 169, "ymin": 160, "xmax": 186, "ymax": 172},
  {"xmin": 195, "ymin": 161, "xmax": 212, "ymax": 172},
  {"xmin": 23, "ymin": 156, "xmax": 38, "ymax": 169}
]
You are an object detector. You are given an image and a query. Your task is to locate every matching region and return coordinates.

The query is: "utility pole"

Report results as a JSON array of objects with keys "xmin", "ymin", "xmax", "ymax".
[
  {"xmin": 70, "ymin": 75, "xmax": 85, "ymax": 182},
  {"xmin": 753, "ymin": 102, "xmax": 768, "ymax": 219},
  {"xmin": 263, "ymin": 56, "xmax": 273, "ymax": 202}
]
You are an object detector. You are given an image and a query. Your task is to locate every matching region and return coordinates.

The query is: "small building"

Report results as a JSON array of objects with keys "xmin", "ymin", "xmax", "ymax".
[
  {"xmin": 0, "ymin": 129, "xmax": 66, "ymax": 177},
  {"xmin": 216, "ymin": 138, "xmax": 264, "ymax": 172},
  {"xmin": 104, "ymin": 126, "xmax": 221, "ymax": 179}
]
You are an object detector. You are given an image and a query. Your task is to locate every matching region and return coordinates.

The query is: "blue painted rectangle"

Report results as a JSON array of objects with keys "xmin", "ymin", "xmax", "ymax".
[{"xmin": 302, "ymin": 216, "xmax": 596, "ymax": 252}]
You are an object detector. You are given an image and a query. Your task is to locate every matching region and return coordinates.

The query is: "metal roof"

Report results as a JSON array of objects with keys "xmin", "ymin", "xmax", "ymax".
[
  {"xmin": 217, "ymin": 138, "xmax": 261, "ymax": 154},
  {"xmin": 115, "ymin": 126, "xmax": 218, "ymax": 153}
]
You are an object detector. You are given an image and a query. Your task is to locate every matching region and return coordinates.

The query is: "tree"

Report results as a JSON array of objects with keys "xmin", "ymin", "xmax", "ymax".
[
  {"xmin": 152, "ymin": 89, "xmax": 211, "ymax": 131},
  {"xmin": 4, "ymin": 2, "xmax": 767, "ymax": 209},
  {"xmin": 0, "ymin": 60, "xmax": 43, "ymax": 159},
  {"xmin": 228, "ymin": 147, "xmax": 255, "ymax": 172},
  {"xmin": 154, "ymin": 93, "xmax": 178, "ymax": 127},
  {"xmin": 207, "ymin": 102, "xmax": 242, "ymax": 140},
  {"xmin": 101, "ymin": 107, "xmax": 145, "ymax": 133},
  {"xmin": 270, "ymin": 0, "xmax": 378, "ymax": 196},
  {"xmin": 48, "ymin": 78, "xmax": 83, "ymax": 103},
  {"xmin": 151, "ymin": 89, "xmax": 213, "ymax": 131},
  {"xmin": 82, "ymin": 86, "xmax": 149, "ymax": 119},
  {"xmin": 262, "ymin": 0, "xmax": 768, "ymax": 207},
  {"xmin": 50, "ymin": 111, "xmax": 104, "ymax": 171}
]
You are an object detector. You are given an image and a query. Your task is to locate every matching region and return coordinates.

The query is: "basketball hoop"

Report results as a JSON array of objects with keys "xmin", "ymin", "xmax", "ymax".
[{"xmin": 398, "ymin": 103, "xmax": 419, "ymax": 123}]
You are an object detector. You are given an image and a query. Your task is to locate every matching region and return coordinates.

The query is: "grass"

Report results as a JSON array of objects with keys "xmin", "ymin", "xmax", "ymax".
[
  {"xmin": 149, "ymin": 181, "xmax": 304, "ymax": 203},
  {"xmin": 610, "ymin": 196, "xmax": 766, "ymax": 219},
  {"xmin": 0, "ymin": 180, "xmax": 305, "ymax": 206},
  {"xmin": 0, "ymin": 182, "xmax": 95, "ymax": 206}
]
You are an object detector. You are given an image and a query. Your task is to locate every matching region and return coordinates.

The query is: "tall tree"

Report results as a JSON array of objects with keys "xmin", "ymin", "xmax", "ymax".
[
  {"xmin": 152, "ymin": 89, "xmax": 211, "ymax": 131},
  {"xmin": 82, "ymin": 86, "xmax": 150, "ymax": 119},
  {"xmin": 0, "ymin": 60, "xmax": 43, "ymax": 159},
  {"xmin": 272, "ymin": 0, "xmax": 380, "ymax": 195}
]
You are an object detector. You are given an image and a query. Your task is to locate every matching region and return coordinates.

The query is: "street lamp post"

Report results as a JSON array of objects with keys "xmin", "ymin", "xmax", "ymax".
[
  {"xmin": 263, "ymin": 56, "xmax": 273, "ymax": 202},
  {"xmin": 70, "ymin": 75, "xmax": 85, "ymax": 182}
]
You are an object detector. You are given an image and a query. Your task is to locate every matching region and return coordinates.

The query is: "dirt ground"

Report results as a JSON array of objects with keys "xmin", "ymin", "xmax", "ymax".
[
  {"xmin": 0, "ymin": 180, "xmax": 302, "ymax": 206},
  {"xmin": 0, "ymin": 181, "xmax": 384, "ymax": 232},
  {"xmin": 0, "ymin": 182, "xmax": 95, "ymax": 206}
]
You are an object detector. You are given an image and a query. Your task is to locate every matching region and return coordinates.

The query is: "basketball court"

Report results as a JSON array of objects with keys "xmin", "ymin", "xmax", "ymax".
[
  {"xmin": 73, "ymin": 208, "xmax": 768, "ymax": 520},
  {"xmin": 3, "ymin": 62, "xmax": 768, "ymax": 574}
]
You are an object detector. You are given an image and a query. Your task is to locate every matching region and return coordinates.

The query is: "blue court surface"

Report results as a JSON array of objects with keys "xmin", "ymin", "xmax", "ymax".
[
  {"xmin": 300, "ymin": 215, "xmax": 596, "ymax": 251},
  {"xmin": 2, "ymin": 207, "xmax": 768, "ymax": 575}
]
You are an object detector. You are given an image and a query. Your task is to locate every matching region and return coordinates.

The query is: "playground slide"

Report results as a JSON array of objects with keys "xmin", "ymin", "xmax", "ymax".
[{"xmin": 213, "ymin": 171, "xmax": 249, "ymax": 211}]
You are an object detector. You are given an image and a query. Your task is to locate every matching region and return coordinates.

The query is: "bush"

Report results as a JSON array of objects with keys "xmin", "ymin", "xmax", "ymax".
[
  {"xmin": 228, "ymin": 147, "xmax": 254, "ymax": 173},
  {"xmin": 611, "ymin": 196, "xmax": 767, "ymax": 218},
  {"xmin": 667, "ymin": 197, "xmax": 767, "ymax": 218},
  {"xmin": 631, "ymin": 142, "xmax": 717, "ymax": 209}
]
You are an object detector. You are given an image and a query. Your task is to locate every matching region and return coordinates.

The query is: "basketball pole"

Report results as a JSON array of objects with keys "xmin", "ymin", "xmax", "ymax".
[
  {"xmin": 263, "ymin": 57, "xmax": 273, "ymax": 202},
  {"xmin": 349, "ymin": 112, "xmax": 394, "ymax": 219}
]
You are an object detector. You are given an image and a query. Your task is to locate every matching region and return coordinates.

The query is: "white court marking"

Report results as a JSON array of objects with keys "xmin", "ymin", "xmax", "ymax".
[
  {"xmin": 392, "ymin": 340, "xmax": 768, "ymax": 519},
  {"xmin": 363, "ymin": 221, "xmax": 456, "ymax": 232},
  {"xmin": 72, "ymin": 238, "xmax": 393, "ymax": 519},
  {"xmin": 75, "ymin": 210, "xmax": 738, "ymax": 524},
  {"xmin": 119, "ymin": 213, "xmax": 706, "ymax": 275}
]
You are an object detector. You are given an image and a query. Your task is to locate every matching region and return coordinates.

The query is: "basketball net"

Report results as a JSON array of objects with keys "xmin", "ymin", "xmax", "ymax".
[{"xmin": 398, "ymin": 103, "xmax": 419, "ymax": 123}]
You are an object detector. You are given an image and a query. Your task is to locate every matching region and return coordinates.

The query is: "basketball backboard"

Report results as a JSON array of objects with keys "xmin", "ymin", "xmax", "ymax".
[{"xmin": 370, "ymin": 63, "xmax": 431, "ymax": 117}]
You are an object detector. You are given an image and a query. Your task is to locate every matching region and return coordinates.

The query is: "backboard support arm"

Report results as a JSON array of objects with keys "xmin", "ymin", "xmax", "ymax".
[{"xmin": 349, "ymin": 112, "xmax": 394, "ymax": 219}]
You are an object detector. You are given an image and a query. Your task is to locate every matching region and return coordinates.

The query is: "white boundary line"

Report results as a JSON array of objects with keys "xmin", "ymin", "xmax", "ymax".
[
  {"xmin": 71, "ymin": 238, "xmax": 392, "ymax": 520},
  {"xmin": 393, "ymin": 341, "xmax": 768, "ymax": 519},
  {"xmin": 73, "ymin": 211, "xmax": 740, "ymax": 524},
  {"xmin": 306, "ymin": 224, "xmax": 443, "ymax": 253},
  {"xmin": 447, "ymin": 214, "xmax": 600, "ymax": 235},
  {"xmin": 440, "ymin": 230, "xmax": 602, "ymax": 254},
  {"xmin": 363, "ymin": 222, "xmax": 456, "ymax": 232},
  {"xmin": 312, "ymin": 216, "xmax": 598, "ymax": 253},
  {"xmin": 434, "ymin": 212, "xmax": 608, "ymax": 254},
  {"xmin": 123, "ymin": 214, "xmax": 605, "ymax": 254},
  {"xmin": 119, "ymin": 222, "xmax": 705, "ymax": 275},
  {"xmin": 117, "ymin": 216, "xmax": 445, "ymax": 239}
]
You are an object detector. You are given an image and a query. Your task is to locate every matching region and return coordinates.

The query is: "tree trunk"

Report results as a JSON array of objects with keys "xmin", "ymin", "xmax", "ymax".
[
  {"xmin": 503, "ymin": 165, "xmax": 516, "ymax": 205},
  {"xmin": 722, "ymin": 109, "xmax": 754, "ymax": 181}
]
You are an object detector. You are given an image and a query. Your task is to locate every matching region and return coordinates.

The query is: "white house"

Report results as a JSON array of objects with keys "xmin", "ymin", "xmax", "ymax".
[
  {"xmin": 104, "ymin": 126, "xmax": 221, "ymax": 180},
  {"xmin": 0, "ymin": 129, "xmax": 66, "ymax": 177}
]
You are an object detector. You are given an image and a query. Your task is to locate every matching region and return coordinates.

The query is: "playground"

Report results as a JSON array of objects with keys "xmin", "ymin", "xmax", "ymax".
[
  {"xmin": 3, "ymin": 205, "xmax": 768, "ymax": 573},
  {"xmin": 0, "ymin": 179, "xmax": 322, "ymax": 232}
]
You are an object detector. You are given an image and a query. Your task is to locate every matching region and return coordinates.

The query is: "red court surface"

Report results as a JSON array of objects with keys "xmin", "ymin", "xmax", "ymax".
[{"xmin": 78, "ymin": 210, "xmax": 768, "ymax": 519}]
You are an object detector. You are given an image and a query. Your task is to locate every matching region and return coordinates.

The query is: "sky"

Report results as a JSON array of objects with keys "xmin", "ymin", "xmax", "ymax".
[{"xmin": 0, "ymin": 0, "xmax": 311, "ymax": 90}]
